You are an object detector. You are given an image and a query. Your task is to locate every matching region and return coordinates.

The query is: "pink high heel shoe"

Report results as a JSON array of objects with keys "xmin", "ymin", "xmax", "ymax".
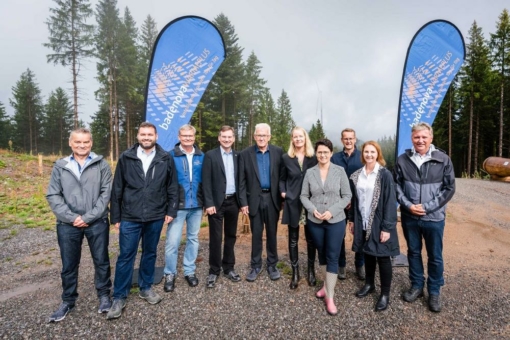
[
  {"xmin": 315, "ymin": 285, "xmax": 326, "ymax": 299},
  {"xmin": 325, "ymin": 298, "xmax": 337, "ymax": 315}
]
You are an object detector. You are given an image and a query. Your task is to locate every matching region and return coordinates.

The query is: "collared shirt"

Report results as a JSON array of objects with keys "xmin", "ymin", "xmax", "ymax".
[
  {"xmin": 137, "ymin": 146, "xmax": 156, "ymax": 175},
  {"xmin": 357, "ymin": 162, "xmax": 380, "ymax": 230},
  {"xmin": 221, "ymin": 147, "xmax": 236, "ymax": 195},
  {"xmin": 179, "ymin": 144, "xmax": 195, "ymax": 181},
  {"xmin": 255, "ymin": 145, "xmax": 271, "ymax": 189},
  {"xmin": 69, "ymin": 153, "xmax": 93, "ymax": 179},
  {"xmin": 410, "ymin": 144, "xmax": 435, "ymax": 169}
]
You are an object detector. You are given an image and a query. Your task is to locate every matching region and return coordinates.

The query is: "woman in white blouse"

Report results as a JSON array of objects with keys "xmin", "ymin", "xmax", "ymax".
[{"xmin": 347, "ymin": 141, "xmax": 399, "ymax": 311}]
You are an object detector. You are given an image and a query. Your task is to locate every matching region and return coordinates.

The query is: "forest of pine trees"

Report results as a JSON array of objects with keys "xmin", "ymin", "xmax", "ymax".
[{"xmin": 1, "ymin": 1, "xmax": 509, "ymax": 177}]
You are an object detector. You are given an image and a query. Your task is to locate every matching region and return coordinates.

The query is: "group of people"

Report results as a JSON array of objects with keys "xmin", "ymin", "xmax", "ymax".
[{"xmin": 45, "ymin": 120, "xmax": 455, "ymax": 322}]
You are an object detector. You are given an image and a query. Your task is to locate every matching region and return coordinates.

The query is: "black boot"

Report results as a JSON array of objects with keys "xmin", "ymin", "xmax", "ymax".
[
  {"xmin": 304, "ymin": 224, "xmax": 317, "ymax": 286},
  {"xmin": 289, "ymin": 227, "xmax": 300, "ymax": 289},
  {"xmin": 290, "ymin": 264, "xmax": 299, "ymax": 289}
]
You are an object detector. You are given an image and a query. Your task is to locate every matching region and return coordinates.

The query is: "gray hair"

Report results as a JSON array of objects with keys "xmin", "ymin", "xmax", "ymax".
[
  {"xmin": 179, "ymin": 124, "xmax": 196, "ymax": 135},
  {"xmin": 254, "ymin": 123, "xmax": 271, "ymax": 135},
  {"xmin": 69, "ymin": 127, "xmax": 92, "ymax": 141},
  {"xmin": 411, "ymin": 122, "xmax": 433, "ymax": 137}
]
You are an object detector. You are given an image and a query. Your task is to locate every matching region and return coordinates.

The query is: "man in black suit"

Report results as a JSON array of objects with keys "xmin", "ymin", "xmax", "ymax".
[
  {"xmin": 202, "ymin": 126, "xmax": 242, "ymax": 288},
  {"xmin": 239, "ymin": 123, "xmax": 283, "ymax": 282}
]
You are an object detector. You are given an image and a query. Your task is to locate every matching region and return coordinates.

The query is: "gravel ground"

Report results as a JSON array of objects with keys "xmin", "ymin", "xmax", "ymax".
[{"xmin": 0, "ymin": 178, "xmax": 509, "ymax": 339}]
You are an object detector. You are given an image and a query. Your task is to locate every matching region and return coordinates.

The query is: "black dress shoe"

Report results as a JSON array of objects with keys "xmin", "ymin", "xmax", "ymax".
[
  {"xmin": 223, "ymin": 270, "xmax": 241, "ymax": 282},
  {"xmin": 185, "ymin": 274, "xmax": 199, "ymax": 287},
  {"xmin": 355, "ymin": 284, "xmax": 375, "ymax": 298},
  {"xmin": 428, "ymin": 294, "xmax": 441, "ymax": 312},
  {"xmin": 402, "ymin": 287, "xmax": 423, "ymax": 302},
  {"xmin": 164, "ymin": 274, "xmax": 176, "ymax": 292},
  {"xmin": 375, "ymin": 294, "xmax": 389, "ymax": 311},
  {"xmin": 206, "ymin": 274, "xmax": 218, "ymax": 288}
]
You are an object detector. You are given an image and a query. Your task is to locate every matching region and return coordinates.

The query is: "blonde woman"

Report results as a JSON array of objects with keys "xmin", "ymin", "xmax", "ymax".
[
  {"xmin": 279, "ymin": 127, "xmax": 317, "ymax": 289},
  {"xmin": 348, "ymin": 141, "xmax": 399, "ymax": 311}
]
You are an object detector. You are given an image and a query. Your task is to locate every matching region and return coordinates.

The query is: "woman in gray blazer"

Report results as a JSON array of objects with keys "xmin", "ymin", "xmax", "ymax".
[{"xmin": 300, "ymin": 139, "xmax": 352, "ymax": 316}]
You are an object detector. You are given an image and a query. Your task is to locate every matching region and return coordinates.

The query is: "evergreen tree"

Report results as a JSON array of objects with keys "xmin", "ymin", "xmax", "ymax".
[
  {"xmin": 459, "ymin": 21, "xmax": 491, "ymax": 175},
  {"xmin": 211, "ymin": 13, "xmax": 245, "ymax": 127},
  {"xmin": 138, "ymin": 15, "xmax": 158, "ymax": 70},
  {"xmin": 490, "ymin": 9, "xmax": 510, "ymax": 157},
  {"xmin": 10, "ymin": 69, "xmax": 44, "ymax": 154},
  {"xmin": 95, "ymin": 0, "xmax": 121, "ymax": 160},
  {"xmin": 0, "ymin": 102, "xmax": 12, "ymax": 149},
  {"xmin": 308, "ymin": 119, "xmax": 326, "ymax": 143},
  {"xmin": 44, "ymin": 0, "xmax": 95, "ymax": 128},
  {"xmin": 272, "ymin": 89, "xmax": 295, "ymax": 150},
  {"xmin": 117, "ymin": 7, "xmax": 143, "ymax": 150},
  {"xmin": 42, "ymin": 88, "xmax": 74, "ymax": 155},
  {"xmin": 242, "ymin": 51, "xmax": 267, "ymax": 146},
  {"xmin": 90, "ymin": 101, "xmax": 111, "ymax": 157}
]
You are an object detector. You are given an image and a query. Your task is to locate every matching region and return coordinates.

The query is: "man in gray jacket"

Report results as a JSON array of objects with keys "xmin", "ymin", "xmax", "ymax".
[
  {"xmin": 395, "ymin": 122, "xmax": 455, "ymax": 313},
  {"xmin": 46, "ymin": 128, "xmax": 113, "ymax": 322}
]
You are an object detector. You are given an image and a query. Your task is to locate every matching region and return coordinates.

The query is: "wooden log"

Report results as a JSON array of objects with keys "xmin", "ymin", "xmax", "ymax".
[{"xmin": 482, "ymin": 157, "xmax": 510, "ymax": 177}]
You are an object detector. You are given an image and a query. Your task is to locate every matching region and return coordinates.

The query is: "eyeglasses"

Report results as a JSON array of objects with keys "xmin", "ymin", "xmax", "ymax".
[
  {"xmin": 316, "ymin": 151, "xmax": 331, "ymax": 155},
  {"xmin": 179, "ymin": 135, "xmax": 195, "ymax": 138},
  {"xmin": 255, "ymin": 134, "xmax": 269, "ymax": 139}
]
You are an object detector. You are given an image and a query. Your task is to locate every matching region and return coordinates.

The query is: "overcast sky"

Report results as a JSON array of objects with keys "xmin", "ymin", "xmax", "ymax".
[{"xmin": 1, "ymin": 0, "xmax": 508, "ymax": 145}]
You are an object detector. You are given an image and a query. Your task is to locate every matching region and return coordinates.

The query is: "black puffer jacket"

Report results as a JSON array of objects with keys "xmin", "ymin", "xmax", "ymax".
[
  {"xmin": 110, "ymin": 143, "xmax": 178, "ymax": 223},
  {"xmin": 349, "ymin": 166, "xmax": 400, "ymax": 257}
]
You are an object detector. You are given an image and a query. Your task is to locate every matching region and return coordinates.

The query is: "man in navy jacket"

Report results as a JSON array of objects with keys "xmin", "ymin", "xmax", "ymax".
[{"xmin": 331, "ymin": 128, "xmax": 365, "ymax": 281}]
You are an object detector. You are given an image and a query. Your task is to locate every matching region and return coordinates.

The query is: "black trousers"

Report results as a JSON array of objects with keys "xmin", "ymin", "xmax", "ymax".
[
  {"xmin": 208, "ymin": 195, "xmax": 240, "ymax": 275},
  {"xmin": 364, "ymin": 254, "xmax": 392, "ymax": 295},
  {"xmin": 249, "ymin": 192, "xmax": 279, "ymax": 268}
]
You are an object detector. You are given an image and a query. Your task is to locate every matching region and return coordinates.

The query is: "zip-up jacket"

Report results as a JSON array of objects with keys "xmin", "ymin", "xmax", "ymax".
[
  {"xmin": 110, "ymin": 143, "xmax": 178, "ymax": 223},
  {"xmin": 46, "ymin": 153, "xmax": 112, "ymax": 224},
  {"xmin": 170, "ymin": 143, "xmax": 204, "ymax": 209},
  {"xmin": 394, "ymin": 147, "xmax": 455, "ymax": 221}
]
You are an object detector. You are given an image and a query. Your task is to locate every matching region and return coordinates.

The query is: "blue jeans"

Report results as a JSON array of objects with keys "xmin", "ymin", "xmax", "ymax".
[
  {"xmin": 164, "ymin": 208, "xmax": 202, "ymax": 276},
  {"xmin": 57, "ymin": 218, "xmax": 111, "ymax": 305},
  {"xmin": 401, "ymin": 215, "xmax": 445, "ymax": 295},
  {"xmin": 307, "ymin": 219, "xmax": 346, "ymax": 273},
  {"xmin": 112, "ymin": 219, "xmax": 164, "ymax": 299}
]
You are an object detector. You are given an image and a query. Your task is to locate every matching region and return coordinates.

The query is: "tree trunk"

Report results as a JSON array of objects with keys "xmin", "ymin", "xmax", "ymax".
[
  {"xmin": 109, "ymin": 69, "xmax": 114, "ymax": 163},
  {"xmin": 71, "ymin": 7, "xmax": 78, "ymax": 129},
  {"xmin": 467, "ymin": 93, "xmax": 474, "ymax": 176},
  {"xmin": 28, "ymin": 98, "xmax": 33, "ymax": 155},
  {"xmin": 114, "ymin": 76, "xmax": 119, "ymax": 161},
  {"xmin": 499, "ymin": 80, "xmax": 504, "ymax": 157},
  {"xmin": 474, "ymin": 111, "xmax": 479, "ymax": 174},
  {"xmin": 222, "ymin": 95, "xmax": 226, "ymax": 124},
  {"xmin": 126, "ymin": 101, "xmax": 130, "ymax": 149}
]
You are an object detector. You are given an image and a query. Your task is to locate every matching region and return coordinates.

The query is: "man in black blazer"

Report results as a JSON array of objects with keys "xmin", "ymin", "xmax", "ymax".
[
  {"xmin": 202, "ymin": 126, "xmax": 241, "ymax": 288},
  {"xmin": 239, "ymin": 123, "xmax": 283, "ymax": 282}
]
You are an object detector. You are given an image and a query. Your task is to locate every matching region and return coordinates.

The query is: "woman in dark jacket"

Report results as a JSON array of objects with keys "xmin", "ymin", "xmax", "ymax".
[
  {"xmin": 348, "ymin": 141, "xmax": 399, "ymax": 311},
  {"xmin": 280, "ymin": 127, "xmax": 317, "ymax": 289}
]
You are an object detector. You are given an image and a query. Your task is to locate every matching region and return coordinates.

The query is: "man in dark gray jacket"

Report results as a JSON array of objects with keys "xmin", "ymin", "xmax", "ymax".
[
  {"xmin": 46, "ymin": 128, "xmax": 113, "ymax": 322},
  {"xmin": 395, "ymin": 122, "xmax": 455, "ymax": 313}
]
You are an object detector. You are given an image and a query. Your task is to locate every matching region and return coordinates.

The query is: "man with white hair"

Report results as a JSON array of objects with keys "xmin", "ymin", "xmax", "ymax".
[{"xmin": 239, "ymin": 123, "xmax": 283, "ymax": 282}]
